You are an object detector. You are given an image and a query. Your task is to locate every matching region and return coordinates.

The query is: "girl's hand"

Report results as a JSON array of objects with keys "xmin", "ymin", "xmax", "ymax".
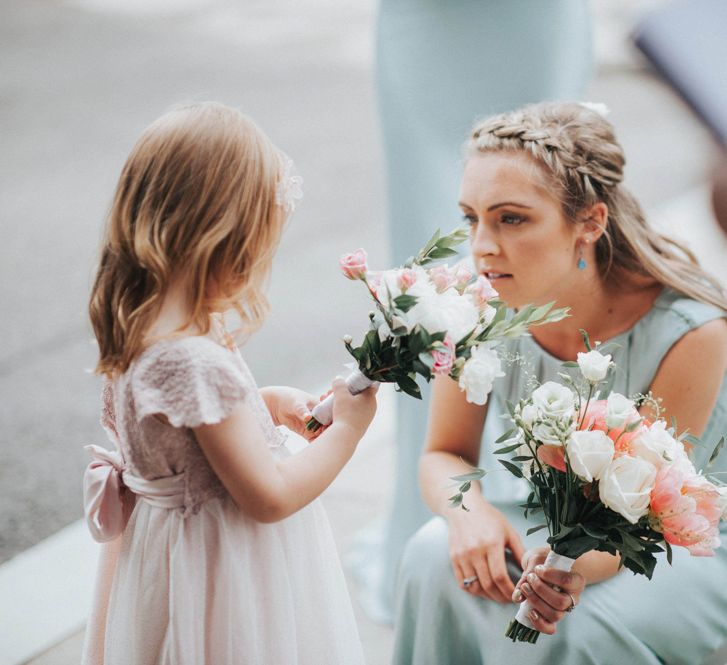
[
  {"xmin": 260, "ymin": 386, "xmax": 320, "ymax": 441},
  {"xmin": 447, "ymin": 498, "xmax": 526, "ymax": 604},
  {"xmin": 330, "ymin": 376, "xmax": 378, "ymax": 440},
  {"xmin": 511, "ymin": 546, "xmax": 585, "ymax": 635}
]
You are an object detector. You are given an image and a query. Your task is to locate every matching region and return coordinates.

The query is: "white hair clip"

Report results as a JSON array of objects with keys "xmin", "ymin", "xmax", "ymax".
[
  {"xmin": 276, "ymin": 156, "xmax": 304, "ymax": 214},
  {"xmin": 579, "ymin": 102, "xmax": 610, "ymax": 118}
]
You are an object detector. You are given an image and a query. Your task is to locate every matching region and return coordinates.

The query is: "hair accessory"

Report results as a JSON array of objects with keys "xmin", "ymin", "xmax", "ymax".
[
  {"xmin": 579, "ymin": 102, "xmax": 610, "ymax": 118},
  {"xmin": 276, "ymin": 156, "xmax": 304, "ymax": 214}
]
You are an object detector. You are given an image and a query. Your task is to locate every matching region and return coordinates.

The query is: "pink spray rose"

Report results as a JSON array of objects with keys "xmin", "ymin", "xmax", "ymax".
[
  {"xmin": 466, "ymin": 275, "xmax": 499, "ymax": 308},
  {"xmin": 398, "ymin": 268, "xmax": 417, "ymax": 291},
  {"xmin": 431, "ymin": 335, "xmax": 456, "ymax": 375},
  {"xmin": 650, "ymin": 465, "xmax": 722, "ymax": 556},
  {"xmin": 429, "ymin": 265, "xmax": 455, "ymax": 292},
  {"xmin": 339, "ymin": 249, "xmax": 368, "ymax": 280},
  {"xmin": 453, "ymin": 265, "xmax": 474, "ymax": 291}
]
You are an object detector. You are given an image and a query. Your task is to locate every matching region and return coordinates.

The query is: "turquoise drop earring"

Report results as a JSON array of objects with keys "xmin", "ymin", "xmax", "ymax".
[{"xmin": 577, "ymin": 242, "xmax": 587, "ymax": 270}]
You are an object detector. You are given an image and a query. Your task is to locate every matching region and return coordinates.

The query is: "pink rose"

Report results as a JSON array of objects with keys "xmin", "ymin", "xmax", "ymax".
[
  {"xmin": 453, "ymin": 265, "xmax": 474, "ymax": 291},
  {"xmin": 431, "ymin": 335, "xmax": 456, "ymax": 375},
  {"xmin": 339, "ymin": 248, "xmax": 368, "ymax": 280},
  {"xmin": 398, "ymin": 268, "xmax": 417, "ymax": 291},
  {"xmin": 650, "ymin": 465, "xmax": 722, "ymax": 556},
  {"xmin": 428, "ymin": 265, "xmax": 455, "ymax": 292},
  {"xmin": 466, "ymin": 275, "xmax": 499, "ymax": 308}
]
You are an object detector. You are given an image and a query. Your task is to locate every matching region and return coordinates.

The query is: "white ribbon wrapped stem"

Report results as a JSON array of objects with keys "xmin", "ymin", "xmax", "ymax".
[
  {"xmin": 310, "ymin": 368, "xmax": 377, "ymax": 427},
  {"xmin": 515, "ymin": 551, "xmax": 575, "ymax": 629}
]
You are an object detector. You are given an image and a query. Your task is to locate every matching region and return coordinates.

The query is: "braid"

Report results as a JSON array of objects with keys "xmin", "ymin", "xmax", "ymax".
[{"xmin": 466, "ymin": 101, "xmax": 727, "ymax": 311}]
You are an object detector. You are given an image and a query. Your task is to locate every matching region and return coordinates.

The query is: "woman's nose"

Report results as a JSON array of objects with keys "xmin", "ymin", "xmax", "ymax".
[{"xmin": 470, "ymin": 222, "xmax": 499, "ymax": 256}]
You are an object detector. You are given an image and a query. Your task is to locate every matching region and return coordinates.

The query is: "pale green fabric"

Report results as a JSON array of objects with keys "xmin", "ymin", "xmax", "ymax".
[
  {"xmin": 393, "ymin": 289, "xmax": 727, "ymax": 664},
  {"xmin": 353, "ymin": 0, "xmax": 593, "ymax": 623}
]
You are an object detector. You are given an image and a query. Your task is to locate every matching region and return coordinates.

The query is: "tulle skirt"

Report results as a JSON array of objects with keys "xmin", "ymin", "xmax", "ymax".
[{"xmin": 84, "ymin": 493, "xmax": 365, "ymax": 665}]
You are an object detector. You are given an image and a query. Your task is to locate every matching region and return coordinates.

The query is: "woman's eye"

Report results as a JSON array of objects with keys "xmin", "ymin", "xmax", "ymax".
[
  {"xmin": 462, "ymin": 214, "xmax": 478, "ymax": 226},
  {"xmin": 501, "ymin": 213, "xmax": 526, "ymax": 225}
]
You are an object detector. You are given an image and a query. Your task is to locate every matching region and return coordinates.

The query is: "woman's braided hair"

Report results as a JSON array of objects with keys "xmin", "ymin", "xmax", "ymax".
[{"xmin": 468, "ymin": 101, "xmax": 727, "ymax": 310}]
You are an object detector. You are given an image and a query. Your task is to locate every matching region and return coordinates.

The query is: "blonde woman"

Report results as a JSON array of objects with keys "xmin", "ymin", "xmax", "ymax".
[
  {"xmin": 82, "ymin": 103, "xmax": 377, "ymax": 665},
  {"xmin": 393, "ymin": 102, "xmax": 727, "ymax": 665}
]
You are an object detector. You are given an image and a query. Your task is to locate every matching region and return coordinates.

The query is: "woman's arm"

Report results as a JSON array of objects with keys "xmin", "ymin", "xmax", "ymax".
[
  {"xmin": 420, "ymin": 374, "xmax": 526, "ymax": 604},
  {"xmin": 644, "ymin": 318, "xmax": 727, "ymax": 437}
]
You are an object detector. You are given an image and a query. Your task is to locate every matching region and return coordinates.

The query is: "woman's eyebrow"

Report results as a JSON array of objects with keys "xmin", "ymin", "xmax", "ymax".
[{"xmin": 487, "ymin": 201, "xmax": 533, "ymax": 211}]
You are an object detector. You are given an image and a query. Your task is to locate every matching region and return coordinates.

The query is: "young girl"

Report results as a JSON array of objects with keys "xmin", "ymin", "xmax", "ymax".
[{"xmin": 82, "ymin": 102, "xmax": 377, "ymax": 665}]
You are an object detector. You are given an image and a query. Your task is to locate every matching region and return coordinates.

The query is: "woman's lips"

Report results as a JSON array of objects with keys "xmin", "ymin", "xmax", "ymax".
[{"xmin": 482, "ymin": 271, "xmax": 513, "ymax": 282}]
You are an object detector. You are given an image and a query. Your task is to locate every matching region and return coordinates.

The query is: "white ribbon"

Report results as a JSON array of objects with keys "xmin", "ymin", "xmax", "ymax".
[
  {"xmin": 515, "ymin": 550, "xmax": 576, "ymax": 629},
  {"xmin": 310, "ymin": 367, "xmax": 377, "ymax": 427}
]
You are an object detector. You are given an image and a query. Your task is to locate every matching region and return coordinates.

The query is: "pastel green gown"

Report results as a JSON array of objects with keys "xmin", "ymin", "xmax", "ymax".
[
  {"xmin": 393, "ymin": 289, "xmax": 727, "ymax": 665},
  {"xmin": 355, "ymin": 0, "xmax": 593, "ymax": 623}
]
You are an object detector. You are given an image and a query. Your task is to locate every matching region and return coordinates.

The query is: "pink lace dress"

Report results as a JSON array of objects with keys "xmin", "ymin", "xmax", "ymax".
[{"xmin": 82, "ymin": 336, "xmax": 365, "ymax": 665}]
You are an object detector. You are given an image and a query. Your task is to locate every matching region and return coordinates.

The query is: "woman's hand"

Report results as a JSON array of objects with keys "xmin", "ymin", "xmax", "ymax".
[
  {"xmin": 447, "ymin": 499, "xmax": 526, "ymax": 603},
  {"xmin": 259, "ymin": 386, "xmax": 321, "ymax": 441},
  {"xmin": 512, "ymin": 546, "xmax": 585, "ymax": 635}
]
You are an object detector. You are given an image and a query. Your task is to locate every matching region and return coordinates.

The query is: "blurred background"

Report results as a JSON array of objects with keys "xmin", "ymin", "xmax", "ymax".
[{"xmin": 1, "ymin": 0, "xmax": 725, "ymax": 663}]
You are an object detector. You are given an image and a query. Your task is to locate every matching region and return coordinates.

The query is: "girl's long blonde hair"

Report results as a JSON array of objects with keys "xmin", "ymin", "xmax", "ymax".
[
  {"xmin": 467, "ymin": 101, "xmax": 727, "ymax": 310},
  {"xmin": 89, "ymin": 102, "xmax": 287, "ymax": 376}
]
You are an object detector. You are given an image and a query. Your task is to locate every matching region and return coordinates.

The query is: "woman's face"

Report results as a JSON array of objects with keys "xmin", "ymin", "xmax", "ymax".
[{"xmin": 460, "ymin": 152, "xmax": 582, "ymax": 309}]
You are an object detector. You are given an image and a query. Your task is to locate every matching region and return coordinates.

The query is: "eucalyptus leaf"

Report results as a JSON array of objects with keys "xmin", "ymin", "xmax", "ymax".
[
  {"xmin": 498, "ymin": 459, "xmax": 524, "ymax": 478},
  {"xmin": 708, "ymin": 436, "xmax": 725, "ymax": 467},
  {"xmin": 526, "ymin": 524, "xmax": 547, "ymax": 536}
]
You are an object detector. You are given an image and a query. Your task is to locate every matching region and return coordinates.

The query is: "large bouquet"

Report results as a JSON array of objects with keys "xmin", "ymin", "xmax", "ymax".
[
  {"xmin": 306, "ymin": 228, "xmax": 568, "ymax": 431},
  {"xmin": 452, "ymin": 331, "xmax": 727, "ymax": 644}
]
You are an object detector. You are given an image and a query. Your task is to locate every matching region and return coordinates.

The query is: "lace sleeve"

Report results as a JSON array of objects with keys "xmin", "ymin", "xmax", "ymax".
[
  {"xmin": 132, "ymin": 338, "xmax": 251, "ymax": 428},
  {"xmin": 100, "ymin": 377, "xmax": 120, "ymax": 443}
]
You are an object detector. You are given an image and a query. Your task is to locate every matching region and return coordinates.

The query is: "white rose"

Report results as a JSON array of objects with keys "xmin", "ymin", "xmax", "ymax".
[
  {"xmin": 458, "ymin": 345, "xmax": 505, "ymax": 405},
  {"xmin": 374, "ymin": 269, "xmax": 403, "ymax": 302},
  {"xmin": 599, "ymin": 455, "xmax": 657, "ymax": 524},
  {"xmin": 566, "ymin": 430, "xmax": 614, "ymax": 482},
  {"xmin": 521, "ymin": 404, "xmax": 538, "ymax": 428},
  {"xmin": 409, "ymin": 289, "xmax": 479, "ymax": 342},
  {"xmin": 532, "ymin": 381, "xmax": 575, "ymax": 421},
  {"xmin": 629, "ymin": 421, "xmax": 682, "ymax": 468},
  {"xmin": 577, "ymin": 349, "xmax": 612, "ymax": 382},
  {"xmin": 532, "ymin": 421, "xmax": 564, "ymax": 446},
  {"xmin": 482, "ymin": 304, "xmax": 497, "ymax": 326},
  {"xmin": 605, "ymin": 392, "xmax": 638, "ymax": 430},
  {"xmin": 405, "ymin": 267, "xmax": 438, "ymax": 299}
]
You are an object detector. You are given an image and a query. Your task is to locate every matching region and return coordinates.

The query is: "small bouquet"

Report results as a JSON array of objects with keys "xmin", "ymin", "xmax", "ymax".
[
  {"xmin": 451, "ymin": 331, "xmax": 727, "ymax": 644},
  {"xmin": 306, "ymin": 227, "xmax": 568, "ymax": 431}
]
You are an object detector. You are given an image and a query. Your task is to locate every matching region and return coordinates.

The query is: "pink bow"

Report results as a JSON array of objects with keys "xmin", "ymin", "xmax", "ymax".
[{"xmin": 83, "ymin": 444, "xmax": 127, "ymax": 543}]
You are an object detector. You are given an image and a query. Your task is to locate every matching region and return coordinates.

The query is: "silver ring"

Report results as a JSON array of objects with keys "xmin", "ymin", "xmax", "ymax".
[
  {"xmin": 565, "ymin": 592, "xmax": 577, "ymax": 612},
  {"xmin": 463, "ymin": 575, "xmax": 478, "ymax": 588}
]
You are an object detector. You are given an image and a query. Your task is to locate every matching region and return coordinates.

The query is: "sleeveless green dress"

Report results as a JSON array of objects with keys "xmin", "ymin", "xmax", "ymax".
[
  {"xmin": 393, "ymin": 289, "xmax": 727, "ymax": 665},
  {"xmin": 358, "ymin": 0, "xmax": 592, "ymax": 623}
]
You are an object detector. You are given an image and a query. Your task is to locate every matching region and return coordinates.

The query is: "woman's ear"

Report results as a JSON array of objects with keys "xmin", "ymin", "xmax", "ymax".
[{"xmin": 576, "ymin": 202, "xmax": 608, "ymax": 244}]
